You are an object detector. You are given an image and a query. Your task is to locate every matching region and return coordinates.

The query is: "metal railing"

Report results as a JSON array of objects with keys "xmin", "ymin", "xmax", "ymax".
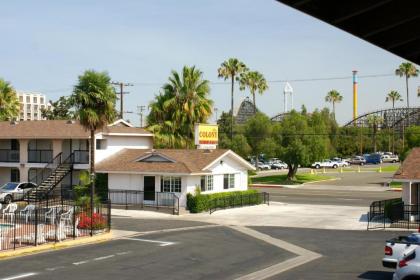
[
  {"xmin": 209, "ymin": 192, "xmax": 270, "ymax": 214},
  {"xmin": 0, "ymin": 149, "xmax": 19, "ymax": 162},
  {"xmin": 73, "ymin": 150, "xmax": 89, "ymax": 164},
  {"xmin": 108, "ymin": 190, "xmax": 179, "ymax": 215},
  {"xmin": 367, "ymin": 198, "xmax": 420, "ymax": 230},
  {"xmin": 28, "ymin": 149, "xmax": 53, "ymax": 163},
  {"xmin": 28, "ymin": 152, "xmax": 62, "ymax": 185},
  {"xmin": 0, "ymin": 199, "xmax": 111, "ymax": 252}
]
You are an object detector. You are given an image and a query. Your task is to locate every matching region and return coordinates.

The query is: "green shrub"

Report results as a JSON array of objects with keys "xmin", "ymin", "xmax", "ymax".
[{"xmin": 186, "ymin": 189, "xmax": 261, "ymax": 213}]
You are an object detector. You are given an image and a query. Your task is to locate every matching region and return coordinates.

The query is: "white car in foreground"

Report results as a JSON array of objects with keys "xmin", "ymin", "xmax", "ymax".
[
  {"xmin": 393, "ymin": 246, "xmax": 420, "ymax": 280},
  {"xmin": 311, "ymin": 159, "xmax": 339, "ymax": 169},
  {"xmin": 383, "ymin": 233, "xmax": 420, "ymax": 269}
]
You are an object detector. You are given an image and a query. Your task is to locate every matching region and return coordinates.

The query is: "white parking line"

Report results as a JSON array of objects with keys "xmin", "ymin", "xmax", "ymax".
[
  {"xmin": 94, "ymin": 255, "xmax": 115, "ymax": 261},
  {"xmin": 116, "ymin": 251, "xmax": 131, "ymax": 255},
  {"xmin": 72, "ymin": 260, "xmax": 90, "ymax": 265},
  {"xmin": 0, "ymin": 273, "xmax": 38, "ymax": 280},
  {"xmin": 122, "ymin": 237, "xmax": 176, "ymax": 247}
]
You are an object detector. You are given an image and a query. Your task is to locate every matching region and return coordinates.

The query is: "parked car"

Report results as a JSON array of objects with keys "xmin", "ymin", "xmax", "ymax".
[
  {"xmin": 348, "ymin": 156, "xmax": 366, "ymax": 165},
  {"xmin": 271, "ymin": 161, "xmax": 288, "ymax": 170},
  {"xmin": 257, "ymin": 162, "xmax": 270, "ymax": 170},
  {"xmin": 0, "ymin": 182, "xmax": 37, "ymax": 204},
  {"xmin": 383, "ymin": 233, "xmax": 420, "ymax": 268},
  {"xmin": 382, "ymin": 154, "xmax": 400, "ymax": 163},
  {"xmin": 366, "ymin": 153, "xmax": 383, "ymax": 164},
  {"xmin": 331, "ymin": 157, "xmax": 350, "ymax": 167},
  {"xmin": 311, "ymin": 159, "xmax": 339, "ymax": 169},
  {"xmin": 393, "ymin": 246, "xmax": 420, "ymax": 280}
]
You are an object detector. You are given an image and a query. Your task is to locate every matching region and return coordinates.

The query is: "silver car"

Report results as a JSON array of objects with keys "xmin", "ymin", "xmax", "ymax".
[
  {"xmin": 393, "ymin": 247, "xmax": 420, "ymax": 280},
  {"xmin": 0, "ymin": 182, "xmax": 37, "ymax": 204}
]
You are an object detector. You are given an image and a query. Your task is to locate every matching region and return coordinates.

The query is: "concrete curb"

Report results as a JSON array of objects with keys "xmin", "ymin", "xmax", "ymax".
[
  {"xmin": 0, "ymin": 232, "xmax": 112, "ymax": 260},
  {"xmin": 250, "ymin": 177, "xmax": 338, "ymax": 188}
]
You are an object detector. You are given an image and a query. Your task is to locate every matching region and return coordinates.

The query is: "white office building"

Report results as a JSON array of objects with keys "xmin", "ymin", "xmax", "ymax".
[{"xmin": 17, "ymin": 91, "xmax": 52, "ymax": 121}]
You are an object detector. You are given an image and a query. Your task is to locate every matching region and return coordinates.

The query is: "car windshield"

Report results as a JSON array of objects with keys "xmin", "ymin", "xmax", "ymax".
[{"xmin": 0, "ymin": 182, "xmax": 18, "ymax": 191}]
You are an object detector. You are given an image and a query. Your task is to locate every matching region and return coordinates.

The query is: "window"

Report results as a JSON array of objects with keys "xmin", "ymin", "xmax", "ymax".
[
  {"xmin": 26, "ymin": 104, "xmax": 31, "ymax": 110},
  {"xmin": 40, "ymin": 97, "xmax": 44, "ymax": 104},
  {"xmin": 10, "ymin": 168, "xmax": 20, "ymax": 182},
  {"xmin": 33, "ymin": 97, "xmax": 37, "ymax": 103},
  {"xmin": 200, "ymin": 175, "xmax": 213, "ymax": 192},
  {"xmin": 161, "ymin": 176, "xmax": 181, "ymax": 193},
  {"xmin": 223, "ymin": 174, "xmax": 235, "ymax": 189},
  {"xmin": 26, "ymin": 96, "xmax": 30, "ymax": 103},
  {"xmin": 96, "ymin": 139, "xmax": 107, "ymax": 150},
  {"xmin": 19, "ymin": 96, "xmax": 23, "ymax": 102}
]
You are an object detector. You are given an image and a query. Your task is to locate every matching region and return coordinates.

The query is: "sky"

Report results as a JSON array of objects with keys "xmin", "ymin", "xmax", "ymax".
[{"xmin": 1, "ymin": 0, "xmax": 419, "ymax": 126}]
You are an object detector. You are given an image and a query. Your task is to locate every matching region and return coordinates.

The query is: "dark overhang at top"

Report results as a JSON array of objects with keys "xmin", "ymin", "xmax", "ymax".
[{"xmin": 277, "ymin": 0, "xmax": 420, "ymax": 64}]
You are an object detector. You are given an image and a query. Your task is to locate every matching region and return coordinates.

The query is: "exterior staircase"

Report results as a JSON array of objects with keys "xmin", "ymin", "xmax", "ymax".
[{"xmin": 26, "ymin": 153, "xmax": 74, "ymax": 203}]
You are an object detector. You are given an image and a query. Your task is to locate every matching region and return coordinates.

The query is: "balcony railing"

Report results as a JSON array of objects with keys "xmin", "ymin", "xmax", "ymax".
[
  {"xmin": 28, "ymin": 149, "xmax": 53, "ymax": 163},
  {"xmin": 0, "ymin": 149, "xmax": 19, "ymax": 162},
  {"xmin": 73, "ymin": 150, "xmax": 89, "ymax": 164}
]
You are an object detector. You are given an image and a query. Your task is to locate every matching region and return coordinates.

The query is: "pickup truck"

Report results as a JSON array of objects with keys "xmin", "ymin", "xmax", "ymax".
[
  {"xmin": 381, "ymin": 154, "xmax": 400, "ymax": 163},
  {"xmin": 311, "ymin": 160, "xmax": 339, "ymax": 169},
  {"xmin": 383, "ymin": 233, "xmax": 420, "ymax": 268}
]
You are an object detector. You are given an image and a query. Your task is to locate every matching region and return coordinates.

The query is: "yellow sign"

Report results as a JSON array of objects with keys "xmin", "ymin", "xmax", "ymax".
[{"xmin": 195, "ymin": 124, "xmax": 218, "ymax": 146}]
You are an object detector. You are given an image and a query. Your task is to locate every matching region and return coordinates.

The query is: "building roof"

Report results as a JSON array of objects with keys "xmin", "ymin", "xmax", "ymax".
[
  {"xmin": 277, "ymin": 0, "xmax": 420, "ymax": 64},
  {"xmin": 96, "ymin": 148, "xmax": 253, "ymax": 174},
  {"xmin": 0, "ymin": 120, "xmax": 152, "ymax": 139},
  {"xmin": 394, "ymin": 148, "xmax": 420, "ymax": 181}
]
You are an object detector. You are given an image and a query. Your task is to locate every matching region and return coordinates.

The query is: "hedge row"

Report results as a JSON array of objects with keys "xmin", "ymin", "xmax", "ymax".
[{"xmin": 186, "ymin": 189, "xmax": 263, "ymax": 213}]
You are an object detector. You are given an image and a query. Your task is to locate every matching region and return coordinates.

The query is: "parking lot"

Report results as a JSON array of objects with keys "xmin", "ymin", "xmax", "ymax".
[{"xmin": 0, "ymin": 218, "xmax": 407, "ymax": 280}]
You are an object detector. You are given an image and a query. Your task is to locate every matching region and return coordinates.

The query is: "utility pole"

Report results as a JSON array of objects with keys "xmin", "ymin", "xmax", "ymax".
[
  {"xmin": 111, "ymin": 81, "xmax": 133, "ymax": 119},
  {"xmin": 214, "ymin": 108, "xmax": 218, "ymax": 123},
  {"xmin": 137, "ymin": 105, "xmax": 146, "ymax": 127}
]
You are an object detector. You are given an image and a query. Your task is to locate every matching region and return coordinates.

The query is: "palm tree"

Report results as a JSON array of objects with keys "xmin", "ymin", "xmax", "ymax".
[
  {"xmin": 395, "ymin": 62, "xmax": 419, "ymax": 108},
  {"xmin": 367, "ymin": 115, "xmax": 383, "ymax": 153},
  {"xmin": 385, "ymin": 90, "xmax": 403, "ymax": 109},
  {"xmin": 217, "ymin": 58, "xmax": 248, "ymax": 140},
  {"xmin": 70, "ymin": 70, "xmax": 117, "ymax": 206},
  {"xmin": 385, "ymin": 90, "xmax": 402, "ymax": 153},
  {"xmin": 325, "ymin": 90, "xmax": 343, "ymax": 120},
  {"xmin": 0, "ymin": 78, "xmax": 19, "ymax": 121},
  {"xmin": 239, "ymin": 71, "xmax": 268, "ymax": 113},
  {"xmin": 147, "ymin": 66, "xmax": 213, "ymax": 148}
]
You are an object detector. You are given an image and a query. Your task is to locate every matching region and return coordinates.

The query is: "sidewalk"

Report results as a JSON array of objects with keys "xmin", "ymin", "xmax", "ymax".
[{"xmin": 112, "ymin": 202, "xmax": 369, "ymax": 231}]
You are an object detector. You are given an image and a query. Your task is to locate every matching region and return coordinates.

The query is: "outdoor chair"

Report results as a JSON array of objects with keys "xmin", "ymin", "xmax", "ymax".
[
  {"xmin": 20, "ymin": 204, "xmax": 36, "ymax": 223},
  {"xmin": 60, "ymin": 208, "xmax": 74, "ymax": 227},
  {"xmin": 2, "ymin": 203, "xmax": 18, "ymax": 223},
  {"xmin": 44, "ymin": 206, "xmax": 62, "ymax": 224},
  {"xmin": 46, "ymin": 221, "xmax": 67, "ymax": 241}
]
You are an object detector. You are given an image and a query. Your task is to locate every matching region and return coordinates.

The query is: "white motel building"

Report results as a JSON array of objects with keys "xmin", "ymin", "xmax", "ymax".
[{"xmin": 0, "ymin": 119, "xmax": 254, "ymax": 208}]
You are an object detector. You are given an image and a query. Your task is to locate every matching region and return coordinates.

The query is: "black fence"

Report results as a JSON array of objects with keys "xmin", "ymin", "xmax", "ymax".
[
  {"xmin": 0, "ymin": 199, "xmax": 111, "ymax": 252},
  {"xmin": 209, "ymin": 192, "xmax": 270, "ymax": 214},
  {"xmin": 367, "ymin": 198, "xmax": 420, "ymax": 230},
  {"xmin": 28, "ymin": 149, "xmax": 53, "ymax": 163},
  {"xmin": 108, "ymin": 190, "xmax": 179, "ymax": 215}
]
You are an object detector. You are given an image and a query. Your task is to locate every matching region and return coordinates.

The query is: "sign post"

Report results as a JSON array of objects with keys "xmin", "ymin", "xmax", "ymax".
[{"xmin": 194, "ymin": 124, "xmax": 218, "ymax": 149}]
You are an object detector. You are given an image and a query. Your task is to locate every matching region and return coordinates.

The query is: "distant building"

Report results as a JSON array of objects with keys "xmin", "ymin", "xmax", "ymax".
[{"xmin": 17, "ymin": 91, "xmax": 52, "ymax": 121}]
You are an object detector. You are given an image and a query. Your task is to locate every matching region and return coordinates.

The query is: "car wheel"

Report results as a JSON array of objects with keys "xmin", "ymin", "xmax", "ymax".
[
  {"xmin": 3, "ymin": 195, "xmax": 12, "ymax": 204},
  {"xmin": 360, "ymin": 162, "xmax": 364, "ymax": 166},
  {"xmin": 315, "ymin": 164, "xmax": 320, "ymax": 169},
  {"xmin": 333, "ymin": 164, "xmax": 338, "ymax": 169},
  {"xmin": 392, "ymin": 160, "xmax": 396, "ymax": 163}
]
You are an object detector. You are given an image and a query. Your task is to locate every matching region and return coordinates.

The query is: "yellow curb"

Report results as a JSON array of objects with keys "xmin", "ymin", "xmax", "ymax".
[{"xmin": 0, "ymin": 232, "xmax": 112, "ymax": 260}]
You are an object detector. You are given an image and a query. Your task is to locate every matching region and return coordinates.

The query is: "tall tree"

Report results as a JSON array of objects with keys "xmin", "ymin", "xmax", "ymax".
[
  {"xmin": 41, "ymin": 96, "xmax": 74, "ymax": 120},
  {"xmin": 395, "ymin": 62, "xmax": 419, "ymax": 108},
  {"xmin": 325, "ymin": 89, "xmax": 343, "ymax": 120},
  {"xmin": 385, "ymin": 90, "xmax": 403, "ymax": 109},
  {"xmin": 244, "ymin": 113, "xmax": 273, "ymax": 168},
  {"xmin": 367, "ymin": 115, "xmax": 383, "ymax": 153},
  {"xmin": 0, "ymin": 78, "xmax": 19, "ymax": 121},
  {"xmin": 70, "ymin": 70, "xmax": 117, "ymax": 206},
  {"xmin": 275, "ymin": 111, "xmax": 328, "ymax": 180},
  {"xmin": 217, "ymin": 58, "xmax": 248, "ymax": 140},
  {"xmin": 147, "ymin": 66, "xmax": 213, "ymax": 148},
  {"xmin": 239, "ymin": 70, "xmax": 268, "ymax": 113}
]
